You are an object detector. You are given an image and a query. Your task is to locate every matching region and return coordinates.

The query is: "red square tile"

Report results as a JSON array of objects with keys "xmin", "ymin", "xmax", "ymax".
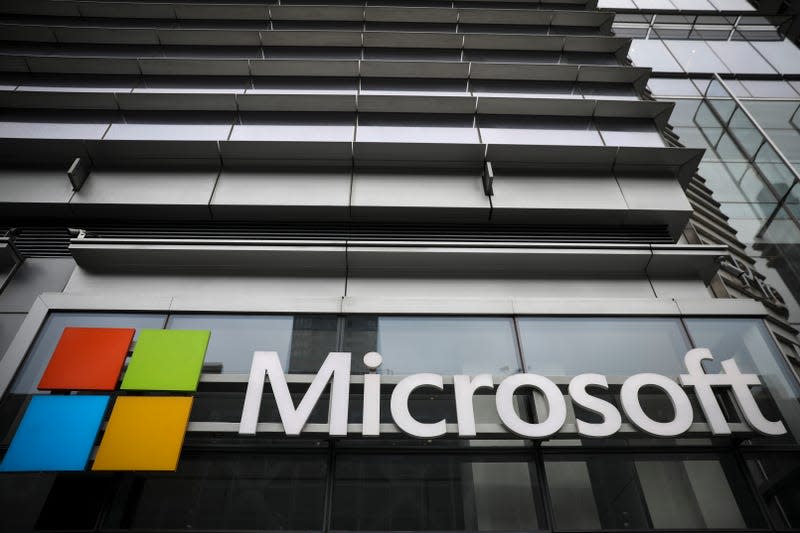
[{"xmin": 38, "ymin": 327, "xmax": 135, "ymax": 391}]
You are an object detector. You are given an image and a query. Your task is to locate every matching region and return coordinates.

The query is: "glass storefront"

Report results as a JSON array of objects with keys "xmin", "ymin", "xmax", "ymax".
[{"xmin": 1, "ymin": 312, "xmax": 799, "ymax": 531}]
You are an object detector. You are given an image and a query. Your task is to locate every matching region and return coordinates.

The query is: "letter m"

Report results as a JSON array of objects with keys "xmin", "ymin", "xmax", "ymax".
[{"xmin": 239, "ymin": 351, "xmax": 351, "ymax": 436}]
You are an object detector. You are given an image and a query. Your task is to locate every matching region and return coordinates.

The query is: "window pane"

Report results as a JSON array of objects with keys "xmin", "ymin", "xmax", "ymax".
[
  {"xmin": 684, "ymin": 318, "xmax": 800, "ymax": 444},
  {"xmin": 746, "ymin": 452, "xmax": 800, "ymax": 529},
  {"xmin": 332, "ymin": 454, "xmax": 540, "ymax": 531},
  {"xmin": 545, "ymin": 453, "xmax": 764, "ymax": 530},
  {"xmin": 103, "ymin": 453, "xmax": 327, "ymax": 531},
  {"xmin": 343, "ymin": 316, "xmax": 520, "ymax": 375},
  {"xmin": 9, "ymin": 312, "xmax": 167, "ymax": 395},
  {"xmin": 517, "ymin": 318, "xmax": 690, "ymax": 375},
  {"xmin": 167, "ymin": 314, "xmax": 294, "ymax": 373}
]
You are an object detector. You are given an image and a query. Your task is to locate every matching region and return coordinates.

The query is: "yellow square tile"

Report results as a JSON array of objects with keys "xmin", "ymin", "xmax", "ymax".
[{"xmin": 92, "ymin": 396, "xmax": 192, "ymax": 471}]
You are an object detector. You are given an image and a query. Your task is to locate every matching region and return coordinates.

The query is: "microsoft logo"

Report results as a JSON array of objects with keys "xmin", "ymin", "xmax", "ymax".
[{"xmin": 0, "ymin": 327, "xmax": 210, "ymax": 472}]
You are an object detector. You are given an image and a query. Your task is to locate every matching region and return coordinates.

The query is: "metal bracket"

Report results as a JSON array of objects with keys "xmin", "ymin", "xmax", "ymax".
[
  {"xmin": 67, "ymin": 157, "xmax": 91, "ymax": 192},
  {"xmin": 482, "ymin": 160, "xmax": 494, "ymax": 196}
]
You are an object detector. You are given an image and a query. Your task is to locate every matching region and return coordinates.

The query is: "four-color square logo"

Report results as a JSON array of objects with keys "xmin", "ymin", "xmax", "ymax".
[{"xmin": 0, "ymin": 327, "xmax": 210, "ymax": 472}]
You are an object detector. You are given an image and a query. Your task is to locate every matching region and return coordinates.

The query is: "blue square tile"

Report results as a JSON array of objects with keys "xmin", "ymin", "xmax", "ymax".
[{"xmin": 0, "ymin": 395, "xmax": 109, "ymax": 472}]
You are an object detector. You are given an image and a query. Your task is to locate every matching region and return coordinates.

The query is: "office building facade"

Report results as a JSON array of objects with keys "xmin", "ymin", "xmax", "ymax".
[{"xmin": 0, "ymin": 0, "xmax": 799, "ymax": 531}]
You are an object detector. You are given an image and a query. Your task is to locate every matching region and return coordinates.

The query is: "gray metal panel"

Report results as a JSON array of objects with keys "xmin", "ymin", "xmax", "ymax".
[
  {"xmin": 365, "ymin": 6, "xmax": 457, "ymax": 23},
  {"xmin": 346, "ymin": 244, "xmax": 653, "ymax": 276},
  {"xmin": 469, "ymin": 63, "xmax": 578, "ymax": 81},
  {"xmin": 69, "ymin": 241, "xmax": 348, "ymax": 275},
  {"xmin": 249, "ymin": 59, "xmax": 359, "ymax": 77},
  {"xmin": 360, "ymin": 60, "xmax": 469, "ymax": 78},
  {"xmin": 614, "ymin": 147, "xmax": 705, "ymax": 188},
  {"xmin": 73, "ymin": 1, "xmax": 176, "ymax": 18},
  {"xmin": 457, "ymin": 8, "xmax": 551, "ymax": 25},
  {"xmin": 0, "ymin": 55, "xmax": 29, "ymax": 73},
  {"xmin": 87, "ymin": 139, "xmax": 221, "ymax": 163},
  {"xmin": 219, "ymin": 140, "xmax": 353, "ymax": 162},
  {"xmin": 54, "ymin": 26, "xmax": 160, "ymax": 45},
  {"xmin": 0, "ymin": 313, "xmax": 26, "ymax": 361},
  {"xmin": 0, "ymin": 169, "xmax": 74, "ymax": 206},
  {"xmin": 261, "ymin": 30, "xmax": 362, "ymax": 47},
  {"xmin": 357, "ymin": 94, "xmax": 475, "ymax": 114},
  {"xmin": 116, "ymin": 92, "xmax": 238, "ymax": 111},
  {"xmin": 0, "ymin": 24, "xmax": 57, "ymax": 42},
  {"xmin": 236, "ymin": 93, "xmax": 357, "ymax": 112},
  {"xmin": 158, "ymin": 29, "xmax": 262, "ymax": 47},
  {"xmin": 25, "ymin": 56, "xmax": 140, "ymax": 75},
  {"xmin": 270, "ymin": 5, "xmax": 363, "ymax": 21},
  {"xmin": 350, "ymin": 171, "xmax": 490, "ymax": 221},
  {"xmin": 0, "ymin": 258, "xmax": 76, "ymax": 313},
  {"xmin": 363, "ymin": 32, "xmax": 463, "ymax": 49},
  {"xmin": 0, "ymin": 138, "xmax": 90, "ymax": 167},
  {"xmin": 174, "ymin": 3, "xmax": 268, "ymax": 20},
  {"xmin": 490, "ymin": 174, "xmax": 628, "ymax": 224},
  {"xmin": 0, "ymin": 0, "xmax": 81, "ymax": 17},
  {"xmin": 70, "ymin": 170, "xmax": 218, "ymax": 215},
  {"xmin": 0, "ymin": 90, "xmax": 118, "ymax": 110},
  {"xmin": 477, "ymin": 97, "xmax": 595, "ymax": 116},
  {"xmin": 647, "ymin": 245, "xmax": 726, "ymax": 282},
  {"xmin": 463, "ymin": 34, "xmax": 562, "ymax": 51},
  {"xmin": 139, "ymin": 59, "xmax": 250, "ymax": 76},
  {"xmin": 353, "ymin": 141, "xmax": 485, "ymax": 163},
  {"xmin": 211, "ymin": 170, "xmax": 351, "ymax": 220},
  {"xmin": 486, "ymin": 145, "xmax": 618, "ymax": 171}
]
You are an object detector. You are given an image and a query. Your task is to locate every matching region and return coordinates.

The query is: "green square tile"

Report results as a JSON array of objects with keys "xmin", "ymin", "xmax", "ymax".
[{"xmin": 121, "ymin": 330, "xmax": 210, "ymax": 392}]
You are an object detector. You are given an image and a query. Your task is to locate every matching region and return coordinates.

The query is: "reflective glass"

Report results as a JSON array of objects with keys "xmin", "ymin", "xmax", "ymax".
[
  {"xmin": 332, "ymin": 454, "xmax": 541, "ymax": 531},
  {"xmin": 517, "ymin": 317, "xmax": 690, "ymax": 375},
  {"xmin": 664, "ymin": 40, "xmax": 730, "ymax": 74},
  {"xmin": 545, "ymin": 453, "xmax": 764, "ymax": 530},
  {"xmin": 103, "ymin": 453, "xmax": 327, "ymax": 530},
  {"xmin": 342, "ymin": 316, "xmax": 520, "ymax": 376},
  {"xmin": 9, "ymin": 312, "xmax": 166, "ymax": 395},
  {"xmin": 746, "ymin": 452, "xmax": 800, "ymax": 529},
  {"xmin": 684, "ymin": 318, "xmax": 800, "ymax": 444},
  {"xmin": 166, "ymin": 314, "xmax": 293, "ymax": 373}
]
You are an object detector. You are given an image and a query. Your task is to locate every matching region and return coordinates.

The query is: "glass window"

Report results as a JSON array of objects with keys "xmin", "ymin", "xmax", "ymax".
[
  {"xmin": 664, "ymin": 40, "xmax": 731, "ymax": 74},
  {"xmin": 517, "ymin": 318, "xmax": 691, "ymax": 375},
  {"xmin": 752, "ymin": 40, "xmax": 800, "ymax": 75},
  {"xmin": 743, "ymin": 101, "xmax": 800, "ymax": 129},
  {"xmin": 741, "ymin": 81, "xmax": 799, "ymax": 99},
  {"xmin": 684, "ymin": 319, "xmax": 800, "ymax": 444},
  {"xmin": 166, "ymin": 314, "xmax": 339, "ymax": 374},
  {"xmin": 332, "ymin": 454, "xmax": 542, "ymax": 531},
  {"xmin": 104, "ymin": 452, "xmax": 327, "ymax": 530},
  {"xmin": 545, "ymin": 453, "xmax": 764, "ymax": 530},
  {"xmin": 628, "ymin": 39, "xmax": 683, "ymax": 73},
  {"xmin": 746, "ymin": 452, "xmax": 800, "ymax": 529},
  {"xmin": 166, "ymin": 314, "xmax": 293, "ymax": 374},
  {"xmin": 707, "ymin": 41, "xmax": 776, "ymax": 75},
  {"xmin": 9, "ymin": 312, "xmax": 167, "ymax": 395},
  {"xmin": 343, "ymin": 316, "xmax": 520, "ymax": 376}
]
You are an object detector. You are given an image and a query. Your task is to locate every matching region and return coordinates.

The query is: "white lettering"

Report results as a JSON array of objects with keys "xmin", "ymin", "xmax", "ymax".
[
  {"xmin": 569, "ymin": 374, "xmax": 622, "ymax": 438},
  {"xmin": 239, "ymin": 351, "xmax": 351, "ymax": 436},
  {"xmin": 496, "ymin": 374, "xmax": 566, "ymax": 438},
  {"xmin": 453, "ymin": 374, "xmax": 494, "ymax": 437},
  {"xmin": 620, "ymin": 373, "xmax": 693, "ymax": 437},
  {"xmin": 390, "ymin": 373, "xmax": 446, "ymax": 438}
]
